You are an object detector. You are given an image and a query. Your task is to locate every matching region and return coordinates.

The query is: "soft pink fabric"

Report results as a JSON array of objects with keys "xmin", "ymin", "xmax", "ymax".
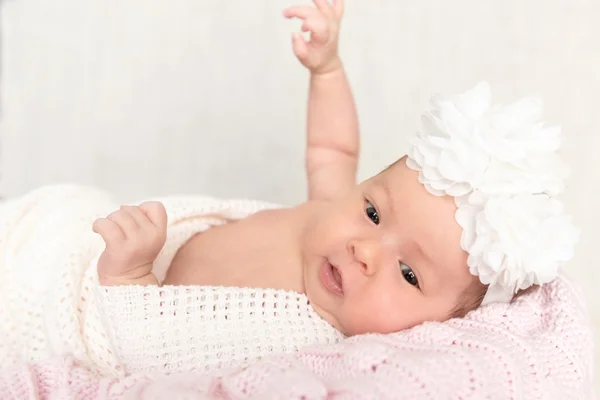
[{"xmin": 0, "ymin": 274, "xmax": 594, "ymax": 400}]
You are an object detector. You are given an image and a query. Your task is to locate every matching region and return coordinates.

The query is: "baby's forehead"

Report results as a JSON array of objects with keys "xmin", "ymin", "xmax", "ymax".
[{"xmin": 374, "ymin": 159, "xmax": 453, "ymax": 210}]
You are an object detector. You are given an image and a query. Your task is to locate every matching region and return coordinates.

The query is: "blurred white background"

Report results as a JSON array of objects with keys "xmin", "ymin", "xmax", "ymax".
[{"xmin": 1, "ymin": 0, "xmax": 598, "ymax": 390}]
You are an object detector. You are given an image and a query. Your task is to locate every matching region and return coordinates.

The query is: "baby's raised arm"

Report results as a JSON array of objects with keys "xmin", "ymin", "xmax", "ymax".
[
  {"xmin": 92, "ymin": 202, "xmax": 167, "ymax": 286},
  {"xmin": 284, "ymin": 0, "xmax": 359, "ymax": 201}
]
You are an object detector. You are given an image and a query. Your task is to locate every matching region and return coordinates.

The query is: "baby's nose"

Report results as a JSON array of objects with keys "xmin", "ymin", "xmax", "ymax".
[{"xmin": 347, "ymin": 239, "xmax": 380, "ymax": 276}]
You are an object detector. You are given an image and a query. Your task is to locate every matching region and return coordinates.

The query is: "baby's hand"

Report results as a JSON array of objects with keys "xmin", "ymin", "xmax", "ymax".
[
  {"xmin": 93, "ymin": 202, "xmax": 167, "ymax": 286},
  {"xmin": 283, "ymin": 0, "xmax": 344, "ymax": 75}
]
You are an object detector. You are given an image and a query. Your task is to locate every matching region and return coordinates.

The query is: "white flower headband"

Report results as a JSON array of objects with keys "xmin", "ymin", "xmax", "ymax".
[{"xmin": 406, "ymin": 81, "xmax": 579, "ymax": 305}]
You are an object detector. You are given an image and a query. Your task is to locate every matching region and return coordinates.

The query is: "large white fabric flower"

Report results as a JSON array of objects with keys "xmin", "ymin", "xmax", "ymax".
[
  {"xmin": 407, "ymin": 81, "xmax": 579, "ymax": 304},
  {"xmin": 455, "ymin": 192, "xmax": 579, "ymax": 303},
  {"xmin": 407, "ymin": 81, "xmax": 569, "ymax": 197}
]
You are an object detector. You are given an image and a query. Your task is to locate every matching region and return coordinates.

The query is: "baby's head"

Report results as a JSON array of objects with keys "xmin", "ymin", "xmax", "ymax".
[{"xmin": 301, "ymin": 82, "xmax": 579, "ymax": 336}]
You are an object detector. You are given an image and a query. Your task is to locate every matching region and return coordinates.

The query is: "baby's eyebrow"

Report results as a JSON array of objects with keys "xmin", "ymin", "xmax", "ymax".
[
  {"xmin": 413, "ymin": 239, "xmax": 435, "ymax": 268},
  {"xmin": 379, "ymin": 180, "xmax": 398, "ymax": 218}
]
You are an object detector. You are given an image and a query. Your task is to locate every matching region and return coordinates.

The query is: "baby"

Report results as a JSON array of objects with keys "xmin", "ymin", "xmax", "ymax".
[{"xmin": 93, "ymin": 0, "xmax": 578, "ymax": 337}]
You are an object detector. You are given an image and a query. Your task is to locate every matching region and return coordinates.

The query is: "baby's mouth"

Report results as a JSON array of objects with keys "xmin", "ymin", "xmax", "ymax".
[
  {"xmin": 319, "ymin": 259, "xmax": 344, "ymax": 296},
  {"xmin": 331, "ymin": 264, "xmax": 343, "ymax": 288}
]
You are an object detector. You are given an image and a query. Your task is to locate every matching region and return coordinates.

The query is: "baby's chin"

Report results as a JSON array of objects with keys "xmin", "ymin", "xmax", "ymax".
[{"xmin": 302, "ymin": 294, "xmax": 346, "ymax": 334}]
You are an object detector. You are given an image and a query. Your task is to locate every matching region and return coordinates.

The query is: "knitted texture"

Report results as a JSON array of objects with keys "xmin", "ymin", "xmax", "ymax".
[
  {"xmin": 0, "ymin": 274, "xmax": 594, "ymax": 399},
  {"xmin": 97, "ymin": 285, "xmax": 344, "ymax": 375},
  {"xmin": 0, "ymin": 185, "xmax": 342, "ymax": 377}
]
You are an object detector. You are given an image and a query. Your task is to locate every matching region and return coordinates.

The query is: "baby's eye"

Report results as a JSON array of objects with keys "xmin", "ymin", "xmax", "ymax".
[
  {"xmin": 400, "ymin": 263, "xmax": 419, "ymax": 288},
  {"xmin": 364, "ymin": 201, "xmax": 380, "ymax": 225}
]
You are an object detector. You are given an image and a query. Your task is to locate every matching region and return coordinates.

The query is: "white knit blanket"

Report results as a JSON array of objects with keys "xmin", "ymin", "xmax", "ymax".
[{"xmin": 0, "ymin": 185, "xmax": 343, "ymax": 377}]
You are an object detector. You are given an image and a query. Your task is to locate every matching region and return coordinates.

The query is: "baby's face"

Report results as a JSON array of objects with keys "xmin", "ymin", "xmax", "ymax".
[{"xmin": 301, "ymin": 158, "xmax": 480, "ymax": 336}]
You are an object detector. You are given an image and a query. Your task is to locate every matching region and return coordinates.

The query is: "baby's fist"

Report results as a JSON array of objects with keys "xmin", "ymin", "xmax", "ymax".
[{"xmin": 93, "ymin": 201, "xmax": 167, "ymax": 285}]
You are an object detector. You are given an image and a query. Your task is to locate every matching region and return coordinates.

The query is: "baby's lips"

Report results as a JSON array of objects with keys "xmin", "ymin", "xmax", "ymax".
[{"xmin": 329, "ymin": 261, "xmax": 344, "ymax": 291}]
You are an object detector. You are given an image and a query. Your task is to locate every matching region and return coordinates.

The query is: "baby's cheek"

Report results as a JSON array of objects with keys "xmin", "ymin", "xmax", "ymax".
[
  {"xmin": 341, "ymin": 298, "xmax": 408, "ymax": 335},
  {"xmin": 330, "ymin": 211, "xmax": 361, "ymax": 240},
  {"xmin": 314, "ymin": 213, "xmax": 351, "ymax": 246}
]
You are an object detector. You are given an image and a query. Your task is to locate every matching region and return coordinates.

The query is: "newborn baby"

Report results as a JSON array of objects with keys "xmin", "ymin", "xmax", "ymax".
[
  {"xmin": 93, "ymin": 0, "xmax": 578, "ymax": 337},
  {"xmin": 96, "ymin": 159, "xmax": 479, "ymax": 336}
]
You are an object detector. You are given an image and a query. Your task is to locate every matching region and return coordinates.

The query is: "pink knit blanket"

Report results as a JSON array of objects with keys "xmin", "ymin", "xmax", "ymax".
[{"xmin": 0, "ymin": 274, "xmax": 594, "ymax": 399}]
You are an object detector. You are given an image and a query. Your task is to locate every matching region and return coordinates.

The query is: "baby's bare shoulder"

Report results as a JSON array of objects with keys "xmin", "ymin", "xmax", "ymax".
[
  {"xmin": 235, "ymin": 207, "xmax": 300, "ymax": 235},
  {"xmin": 164, "ymin": 205, "xmax": 304, "ymax": 288}
]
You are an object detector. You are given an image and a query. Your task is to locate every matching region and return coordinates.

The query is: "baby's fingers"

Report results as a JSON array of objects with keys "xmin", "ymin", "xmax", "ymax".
[
  {"xmin": 283, "ymin": 5, "xmax": 318, "ymax": 21},
  {"xmin": 121, "ymin": 205, "xmax": 153, "ymax": 230},
  {"xmin": 332, "ymin": 0, "xmax": 344, "ymax": 18},
  {"xmin": 107, "ymin": 210, "xmax": 138, "ymax": 237},
  {"xmin": 302, "ymin": 15, "xmax": 330, "ymax": 44},
  {"xmin": 291, "ymin": 32, "xmax": 310, "ymax": 62},
  {"xmin": 139, "ymin": 201, "xmax": 168, "ymax": 230},
  {"xmin": 312, "ymin": 0, "xmax": 333, "ymax": 17},
  {"xmin": 93, "ymin": 217, "xmax": 125, "ymax": 244}
]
